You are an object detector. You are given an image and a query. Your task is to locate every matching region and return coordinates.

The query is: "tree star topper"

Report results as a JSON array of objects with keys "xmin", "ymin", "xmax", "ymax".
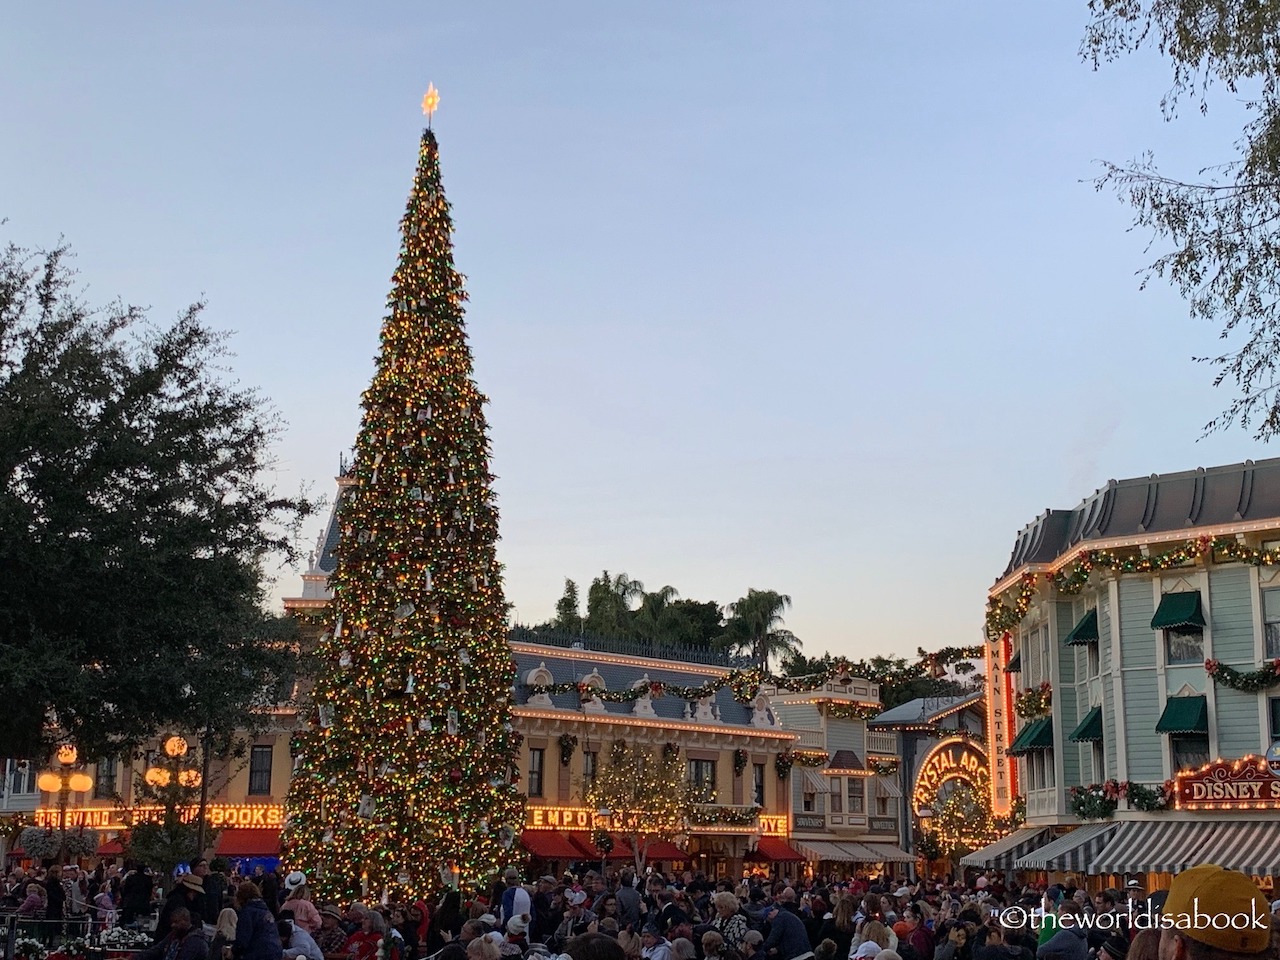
[{"xmin": 422, "ymin": 84, "xmax": 440, "ymax": 123}]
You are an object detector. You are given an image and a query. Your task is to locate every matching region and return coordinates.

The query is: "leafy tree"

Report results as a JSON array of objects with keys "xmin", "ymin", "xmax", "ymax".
[
  {"xmin": 553, "ymin": 579, "xmax": 583, "ymax": 633},
  {"xmin": 0, "ymin": 238, "xmax": 315, "ymax": 758},
  {"xmin": 585, "ymin": 741, "xmax": 690, "ymax": 875},
  {"xmin": 668, "ymin": 599, "xmax": 723, "ymax": 648},
  {"xmin": 584, "ymin": 570, "xmax": 644, "ymax": 638},
  {"xmin": 720, "ymin": 589, "xmax": 801, "ymax": 671},
  {"xmin": 1085, "ymin": 0, "xmax": 1280, "ymax": 437}
]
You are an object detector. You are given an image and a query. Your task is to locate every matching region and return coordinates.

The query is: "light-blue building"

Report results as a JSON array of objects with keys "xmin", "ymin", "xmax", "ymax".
[{"xmin": 966, "ymin": 459, "xmax": 1280, "ymax": 891}]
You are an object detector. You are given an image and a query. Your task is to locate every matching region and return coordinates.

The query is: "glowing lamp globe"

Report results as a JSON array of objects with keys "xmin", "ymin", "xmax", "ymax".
[
  {"xmin": 69, "ymin": 772, "xmax": 93, "ymax": 793},
  {"xmin": 56, "ymin": 745, "xmax": 78, "ymax": 765},
  {"xmin": 177, "ymin": 769, "xmax": 202, "ymax": 788},
  {"xmin": 145, "ymin": 767, "xmax": 171, "ymax": 787},
  {"xmin": 163, "ymin": 736, "xmax": 189, "ymax": 758},
  {"xmin": 37, "ymin": 772, "xmax": 63, "ymax": 792}
]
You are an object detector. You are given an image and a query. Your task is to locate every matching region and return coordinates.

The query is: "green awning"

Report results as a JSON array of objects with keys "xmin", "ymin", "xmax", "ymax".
[
  {"xmin": 1064, "ymin": 609, "xmax": 1100, "ymax": 646},
  {"xmin": 1155, "ymin": 695, "xmax": 1208, "ymax": 734},
  {"xmin": 1007, "ymin": 717, "xmax": 1053, "ymax": 756},
  {"xmin": 1006, "ymin": 651, "xmax": 1022, "ymax": 673},
  {"xmin": 1151, "ymin": 592, "xmax": 1206, "ymax": 631},
  {"xmin": 1068, "ymin": 706, "xmax": 1104, "ymax": 743}
]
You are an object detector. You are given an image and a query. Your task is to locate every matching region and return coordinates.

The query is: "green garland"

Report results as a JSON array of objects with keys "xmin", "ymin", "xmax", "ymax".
[
  {"xmin": 688, "ymin": 804, "xmax": 761, "ymax": 826},
  {"xmin": 1067, "ymin": 784, "xmax": 1118, "ymax": 820},
  {"xmin": 525, "ymin": 647, "xmax": 984, "ymax": 706},
  {"xmin": 1014, "ymin": 682, "xmax": 1052, "ymax": 719},
  {"xmin": 775, "ymin": 752, "xmax": 794, "ymax": 780},
  {"xmin": 1206, "ymin": 657, "xmax": 1280, "ymax": 692},
  {"xmin": 986, "ymin": 536, "xmax": 1280, "ymax": 639},
  {"xmin": 558, "ymin": 733, "xmax": 578, "ymax": 766},
  {"xmin": 823, "ymin": 702, "xmax": 882, "ymax": 720},
  {"xmin": 733, "ymin": 749, "xmax": 748, "ymax": 776},
  {"xmin": 869, "ymin": 759, "xmax": 899, "ymax": 776}
]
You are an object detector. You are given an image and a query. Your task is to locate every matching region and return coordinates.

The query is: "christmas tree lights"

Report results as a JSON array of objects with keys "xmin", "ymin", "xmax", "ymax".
[{"xmin": 284, "ymin": 116, "xmax": 523, "ymax": 899}]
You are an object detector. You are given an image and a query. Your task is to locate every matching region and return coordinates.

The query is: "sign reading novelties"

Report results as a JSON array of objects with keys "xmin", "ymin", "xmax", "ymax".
[{"xmin": 1176, "ymin": 756, "xmax": 1280, "ymax": 809}]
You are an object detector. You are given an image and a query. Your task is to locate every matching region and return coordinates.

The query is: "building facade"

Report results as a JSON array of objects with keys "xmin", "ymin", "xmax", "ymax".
[{"xmin": 969, "ymin": 459, "xmax": 1280, "ymax": 889}]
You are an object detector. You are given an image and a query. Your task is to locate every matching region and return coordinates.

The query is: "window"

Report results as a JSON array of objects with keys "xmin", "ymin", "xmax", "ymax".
[
  {"xmin": 5, "ymin": 760, "xmax": 34, "ymax": 795},
  {"xmin": 528, "ymin": 748, "xmax": 545, "ymax": 797},
  {"xmin": 94, "ymin": 759, "xmax": 117, "ymax": 799},
  {"xmin": 753, "ymin": 763, "xmax": 765, "ymax": 807},
  {"xmin": 875, "ymin": 796, "xmax": 889, "ymax": 816},
  {"xmin": 583, "ymin": 751, "xmax": 597, "ymax": 783},
  {"xmin": 1165, "ymin": 628, "xmax": 1204, "ymax": 665},
  {"xmin": 1087, "ymin": 642, "xmax": 1100, "ymax": 679},
  {"xmin": 248, "ymin": 745, "xmax": 273, "ymax": 796},
  {"xmin": 687, "ymin": 759, "xmax": 716, "ymax": 801},
  {"xmin": 829, "ymin": 778, "xmax": 843, "ymax": 813},
  {"xmin": 1271, "ymin": 699, "xmax": 1280, "ymax": 744},
  {"xmin": 1170, "ymin": 735, "xmax": 1210, "ymax": 773},
  {"xmin": 1266, "ymin": 590, "xmax": 1280, "ymax": 659},
  {"xmin": 847, "ymin": 777, "xmax": 865, "ymax": 814},
  {"xmin": 802, "ymin": 792, "xmax": 815, "ymax": 812},
  {"xmin": 1092, "ymin": 742, "xmax": 1105, "ymax": 783}
]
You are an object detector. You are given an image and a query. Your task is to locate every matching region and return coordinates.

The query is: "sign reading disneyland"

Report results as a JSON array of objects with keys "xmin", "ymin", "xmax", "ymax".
[{"xmin": 1176, "ymin": 756, "xmax": 1280, "ymax": 809}]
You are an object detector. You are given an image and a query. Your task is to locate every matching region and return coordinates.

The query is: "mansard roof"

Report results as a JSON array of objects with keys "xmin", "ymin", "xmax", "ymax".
[{"xmin": 1001, "ymin": 458, "xmax": 1280, "ymax": 580}]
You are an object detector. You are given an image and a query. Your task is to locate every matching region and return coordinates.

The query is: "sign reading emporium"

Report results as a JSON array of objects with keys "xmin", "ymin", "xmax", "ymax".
[{"xmin": 1176, "ymin": 756, "xmax": 1280, "ymax": 809}]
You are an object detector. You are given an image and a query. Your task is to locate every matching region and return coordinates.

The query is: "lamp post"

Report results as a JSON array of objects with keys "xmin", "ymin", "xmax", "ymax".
[
  {"xmin": 37, "ymin": 745, "xmax": 94, "ymax": 864},
  {"xmin": 916, "ymin": 807, "xmax": 934, "ymax": 882},
  {"xmin": 145, "ymin": 736, "xmax": 203, "ymax": 861},
  {"xmin": 594, "ymin": 807, "xmax": 611, "ymax": 876}
]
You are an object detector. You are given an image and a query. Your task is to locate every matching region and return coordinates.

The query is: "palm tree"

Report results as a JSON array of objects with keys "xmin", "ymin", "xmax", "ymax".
[
  {"xmin": 585, "ymin": 570, "xmax": 645, "ymax": 637},
  {"xmin": 721, "ymin": 589, "xmax": 802, "ymax": 671},
  {"xmin": 632, "ymin": 586, "xmax": 689, "ymax": 647}
]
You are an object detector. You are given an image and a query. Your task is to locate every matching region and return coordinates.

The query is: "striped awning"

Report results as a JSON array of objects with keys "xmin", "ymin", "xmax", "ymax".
[
  {"xmin": 959, "ymin": 826, "xmax": 1054, "ymax": 867},
  {"xmin": 859, "ymin": 842, "xmax": 914, "ymax": 863},
  {"xmin": 795, "ymin": 840, "xmax": 863, "ymax": 862},
  {"xmin": 1015, "ymin": 822, "xmax": 1119, "ymax": 871},
  {"xmin": 874, "ymin": 775, "xmax": 903, "ymax": 798},
  {"xmin": 1093, "ymin": 820, "xmax": 1280, "ymax": 876},
  {"xmin": 802, "ymin": 769, "xmax": 829, "ymax": 793}
]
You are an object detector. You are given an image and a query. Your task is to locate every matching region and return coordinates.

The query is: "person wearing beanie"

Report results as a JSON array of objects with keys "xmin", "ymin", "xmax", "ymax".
[{"xmin": 1158, "ymin": 864, "xmax": 1271, "ymax": 960}]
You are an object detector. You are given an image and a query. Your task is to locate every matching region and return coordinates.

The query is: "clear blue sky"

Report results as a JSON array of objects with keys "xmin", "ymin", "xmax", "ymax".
[{"xmin": 2, "ymin": 3, "xmax": 1266, "ymax": 659}]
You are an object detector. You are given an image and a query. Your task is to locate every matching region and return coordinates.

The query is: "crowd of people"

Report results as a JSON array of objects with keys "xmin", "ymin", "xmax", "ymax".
[{"xmin": 4, "ymin": 861, "xmax": 1278, "ymax": 960}]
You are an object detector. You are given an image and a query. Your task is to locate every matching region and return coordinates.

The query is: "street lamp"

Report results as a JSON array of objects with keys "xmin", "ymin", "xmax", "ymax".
[
  {"xmin": 37, "ymin": 745, "xmax": 94, "ymax": 863},
  {"xmin": 145, "ymin": 736, "xmax": 201, "ymax": 788}
]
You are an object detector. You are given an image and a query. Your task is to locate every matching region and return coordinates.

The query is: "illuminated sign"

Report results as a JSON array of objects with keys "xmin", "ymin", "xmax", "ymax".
[
  {"xmin": 1176, "ymin": 756, "xmax": 1280, "ymax": 810},
  {"xmin": 986, "ymin": 630, "xmax": 1018, "ymax": 815},
  {"xmin": 912, "ymin": 738, "xmax": 988, "ymax": 818},
  {"xmin": 34, "ymin": 804, "xmax": 284, "ymax": 831},
  {"xmin": 525, "ymin": 806, "xmax": 789, "ymax": 836}
]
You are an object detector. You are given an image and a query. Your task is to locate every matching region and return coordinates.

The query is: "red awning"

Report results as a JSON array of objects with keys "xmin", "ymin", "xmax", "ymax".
[
  {"xmin": 215, "ymin": 828, "xmax": 281, "ymax": 857},
  {"xmin": 754, "ymin": 838, "xmax": 805, "ymax": 863},
  {"xmin": 567, "ymin": 833, "xmax": 633, "ymax": 861},
  {"xmin": 521, "ymin": 831, "xmax": 584, "ymax": 859},
  {"xmin": 97, "ymin": 836, "xmax": 127, "ymax": 856},
  {"xmin": 643, "ymin": 841, "xmax": 689, "ymax": 861}
]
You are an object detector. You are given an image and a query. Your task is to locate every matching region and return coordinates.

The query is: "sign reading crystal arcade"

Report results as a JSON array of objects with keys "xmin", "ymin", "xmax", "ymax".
[
  {"xmin": 912, "ymin": 738, "xmax": 989, "ymax": 818},
  {"xmin": 1176, "ymin": 756, "xmax": 1280, "ymax": 810}
]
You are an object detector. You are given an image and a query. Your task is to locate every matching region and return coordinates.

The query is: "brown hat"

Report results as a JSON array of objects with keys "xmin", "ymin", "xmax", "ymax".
[
  {"xmin": 1162, "ymin": 864, "xmax": 1270, "ymax": 953},
  {"xmin": 178, "ymin": 874, "xmax": 205, "ymax": 893}
]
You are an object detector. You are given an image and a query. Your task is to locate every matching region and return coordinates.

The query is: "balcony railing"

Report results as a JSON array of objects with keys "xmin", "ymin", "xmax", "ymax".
[
  {"xmin": 792, "ymin": 728, "xmax": 827, "ymax": 751},
  {"xmin": 867, "ymin": 731, "xmax": 897, "ymax": 755}
]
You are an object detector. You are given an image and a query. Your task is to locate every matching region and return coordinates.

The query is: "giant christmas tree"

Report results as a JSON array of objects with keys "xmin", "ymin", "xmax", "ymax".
[{"xmin": 285, "ymin": 98, "xmax": 525, "ymax": 898}]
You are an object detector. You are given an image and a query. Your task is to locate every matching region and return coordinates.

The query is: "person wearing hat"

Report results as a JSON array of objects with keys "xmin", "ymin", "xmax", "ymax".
[
  {"xmin": 280, "ymin": 874, "xmax": 322, "ymax": 937},
  {"xmin": 1157, "ymin": 865, "xmax": 1271, "ymax": 960},
  {"xmin": 762, "ymin": 901, "xmax": 812, "ymax": 960},
  {"xmin": 500, "ymin": 868, "xmax": 533, "ymax": 931},
  {"xmin": 156, "ymin": 873, "xmax": 208, "ymax": 943},
  {"xmin": 315, "ymin": 907, "xmax": 348, "ymax": 958},
  {"xmin": 502, "ymin": 916, "xmax": 529, "ymax": 957},
  {"xmin": 557, "ymin": 891, "xmax": 597, "ymax": 942}
]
